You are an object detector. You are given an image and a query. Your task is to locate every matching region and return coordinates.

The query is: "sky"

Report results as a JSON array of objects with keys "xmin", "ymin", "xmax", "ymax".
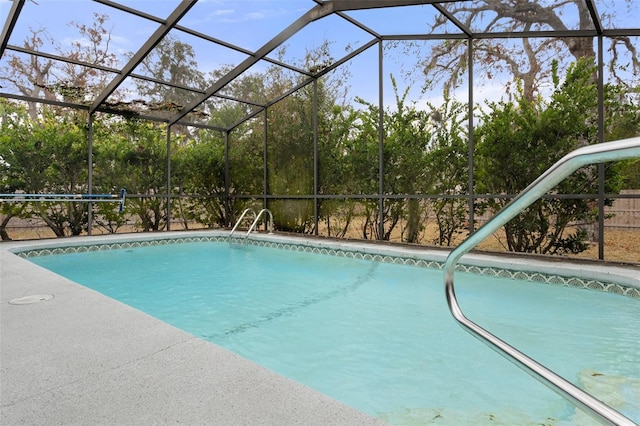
[
  {"xmin": 1, "ymin": 0, "xmax": 639, "ymax": 112},
  {"xmin": 0, "ymin": 0, "xmax": 390, "ymax": 104}
]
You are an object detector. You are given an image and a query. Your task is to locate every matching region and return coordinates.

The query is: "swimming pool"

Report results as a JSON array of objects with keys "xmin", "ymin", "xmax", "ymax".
[{"xmin": 17, "ymin": 233, "xmax": 640, "ymax": 424}]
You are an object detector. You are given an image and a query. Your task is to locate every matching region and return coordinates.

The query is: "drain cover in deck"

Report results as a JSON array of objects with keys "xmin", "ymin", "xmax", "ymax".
[{"xmin": 9, "ymin": 294, "xmax": 54, "ymax": 305}]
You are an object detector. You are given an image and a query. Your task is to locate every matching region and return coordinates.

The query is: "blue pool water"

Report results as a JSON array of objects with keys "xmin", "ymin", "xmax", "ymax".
[{"xmin": 30, "ymin": 241, "xmax": 640, "ymax": 425}]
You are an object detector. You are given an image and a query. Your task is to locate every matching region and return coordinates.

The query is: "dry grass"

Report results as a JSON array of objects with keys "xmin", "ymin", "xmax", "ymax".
[
  {"xmin": 475, "ymin": 227, "xmax": 640, "ymax": 264},
  {"xmin": 329, "ymin": 221, "xmax": 640, "ymax": 264}
]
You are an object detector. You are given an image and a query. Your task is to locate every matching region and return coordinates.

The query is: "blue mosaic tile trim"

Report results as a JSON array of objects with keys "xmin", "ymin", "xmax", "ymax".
[
  {"xmin": 16, "ymin": 236, "xmax": 226, "ymax": 258},
  {"xmin": 16, "ymin": 236, "xmax": 639, "ymax": 299}
]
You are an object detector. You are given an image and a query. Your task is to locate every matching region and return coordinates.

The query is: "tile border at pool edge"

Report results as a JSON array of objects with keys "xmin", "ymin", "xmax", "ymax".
[{"xmin": 7, "ymin": 230, "xmax": 640, "ymax": 299}]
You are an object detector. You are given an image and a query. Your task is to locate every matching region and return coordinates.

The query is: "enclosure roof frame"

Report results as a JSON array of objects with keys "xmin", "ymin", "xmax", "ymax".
[{"xmin": 1, "ymin": 0, "xmax": 639, "ymax": 130}]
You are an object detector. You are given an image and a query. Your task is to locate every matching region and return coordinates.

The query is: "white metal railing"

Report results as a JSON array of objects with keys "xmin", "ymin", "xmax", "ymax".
[
  {"xmin": 229, "ymin": 208, "xmax": 256, "ymax": 241},
  {"xmin": 246, "ymin": 208, "xmax": 274, "ymax": 237},
  {"xmin": 444, "ymin": 137, "xmax": 640, "ymax": 426}
]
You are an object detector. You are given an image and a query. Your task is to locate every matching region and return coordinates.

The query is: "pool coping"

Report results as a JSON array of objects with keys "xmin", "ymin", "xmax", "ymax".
[{"xmin": 2, "ymin": 230, "xmax": 639, "ymax": 425}]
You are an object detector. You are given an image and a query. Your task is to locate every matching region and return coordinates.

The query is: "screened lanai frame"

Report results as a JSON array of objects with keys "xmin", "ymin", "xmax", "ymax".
[{"xmin": 1, "ymin": 0, "xmax": 640, "ymax": 260}]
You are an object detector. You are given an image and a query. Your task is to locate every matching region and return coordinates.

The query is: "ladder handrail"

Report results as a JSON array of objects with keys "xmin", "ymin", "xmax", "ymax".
[
  {"xmin": 246, "ymin": 208, "xmax": 274, "ymax": 237},
  {"xmin": 229, "ymin": 208, "xmax": 256, "ymax": 239},
  {"xmin": 444, "ymin": 137, "xmax": 640, "ymax": 426}
]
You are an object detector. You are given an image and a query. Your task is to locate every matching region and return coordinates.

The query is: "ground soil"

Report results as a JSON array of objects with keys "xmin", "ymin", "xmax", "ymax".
[
  {"xmin": 358, "ymin": 222, "xmax": 640, "ymax": 264},
  {"xmin": 476, "ymin": 227, "xmax": 640, "ymax": 264}
]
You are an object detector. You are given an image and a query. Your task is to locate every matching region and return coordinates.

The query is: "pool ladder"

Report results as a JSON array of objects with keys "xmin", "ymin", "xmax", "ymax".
[
  {"xmin": 229, "ymin": 208, "xmax": 274, "ymax": 243},
  {"xmin": 444, "ymin": 136, "xmax": 640, "ymax": 426}
]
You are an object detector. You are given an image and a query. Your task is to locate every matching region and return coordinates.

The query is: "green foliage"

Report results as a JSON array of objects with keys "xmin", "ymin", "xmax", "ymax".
[
  {"xmin": 351, "ymin": 77, "xmax": 436, "ymax": 242},
  {"xmin": 2, "ymin": 10, "xmax": 638, "ymax": 250},
  {"xmin": 604, "ymin": 84, "xmax": 640, "ymax": 189},
  {"xmin": 134, "ymin": 34, "xmax": 206, "ymax": 120},
  {"xmin": 475, "ymin": 58, "xmax": 626, "ymax": 254},
  {"xmin": 172, "ymin": 130, "xmax": 226, "ymax": 227},
  {"xmin": 427, "ymin": 98, "xmax": 470, "ymax": 245},
  {"xmin": 0, "ymin": 100, "xmax": 33, "ymax": 239},
  {"xmin": 266, "ymin": 94, "xmax": 315, "ymax": 232},
  {"xmin": 123, "ymin": 121, "xmax": 167, "ymax": 232},
  {"xmin": 243, "ymin": 42, "xmax": 351, "ymax": 234},
  {"xmin": 316, "ymin": 103, "xmax": 361, "ymax": 237},
  {"xmin": 383, "ymin": 77, "xmax": 433, "ymax": 243},
  {"xmin": 269, "ymin": 199, "xmax": 315, "ymax": 233},
  {"xmin": 94, "ymin": 117, "xmax": 167, "ymax": 232},
  {"xmin": 228, "ymin": 121, "xmax": 264, "ymax": 198},
  {"xmin": 0, "ymin": 102, "xmax": 90, "ymax": 237}
]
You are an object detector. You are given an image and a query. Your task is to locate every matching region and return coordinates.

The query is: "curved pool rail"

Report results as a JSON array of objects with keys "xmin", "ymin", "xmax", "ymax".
[
  {"xmin": 247, "ymin": 208, "xmax": 274, "ymax": 237},
  {"xmin": 229, "ymin": 208, "xmax": 256, "ymax": 240},
  {"xmin": 444, "ymin": 136, "xmax": 640, "ymax": 426}
]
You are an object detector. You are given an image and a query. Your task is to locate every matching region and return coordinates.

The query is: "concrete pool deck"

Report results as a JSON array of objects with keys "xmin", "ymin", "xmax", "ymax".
[{"xmin": 0, "ymin": 234, "xmax": 385, "ymax": 425}]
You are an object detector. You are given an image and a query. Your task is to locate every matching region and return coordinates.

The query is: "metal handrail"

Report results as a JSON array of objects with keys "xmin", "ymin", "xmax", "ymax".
[
  {"xmin": 229, "ymin": 208, "xmax": 256, "ymax": 240},
  {"xmin": 246, "ymin": 208, "xmax": 274, "ymax": 237},
  {"xmin": 444, "ymin": 136, "xmax": 640, "ymax": 426}
]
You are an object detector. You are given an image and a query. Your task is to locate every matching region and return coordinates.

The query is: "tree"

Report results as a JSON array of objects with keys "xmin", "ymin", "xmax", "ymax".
[
  {"xmin": 134, "ymin": 34, "xmax": 206, "ymax": 128},
  {"xmin": 383, "ymin": 78, "xmax": 434, "ymax": 243},
  {"xmin": 351, "ymin": 77, "xmax": 434, "ymax": 242},
  {"xmin": 0, "ymin": 99, "xmax": 38, "ymax": 239},
  {"xmin": 100, "ymin": 118, "xmax": 168, "ymax": 232},
  {"xmin": 56, "ymin": 13, "xmax": 120, "ymax": 103},
  {"xmin": 0, "ymin": 101, "xmax": 91, "ymax": 238},
  {"xmin": 91, "ymin": 114, "xmax": 133, "ymax": 234},
  {"xmin": 603, "ymin": 83, "xmax": 640, "ymax": 189},
  {"xmin": 172, "ymin": 129, "xmax": 227, "ymax": 228},
  {"xmin": 227, "ymin": 42, "xmax": 352, "ymax": 233},
  {"xmin": 0, "ymin": 12, "xmax": 122, "ymax": 238},
  {"xmin": 419, "ymin": 0, "xmax": 639, "ymax": 100},
  {"xmin": 266, "ymin": 92, "xmax": 316, "ymax": 233},
  {"xmin": 427, "ymin": 98, "xmax": 470, "ymax": 246},
  {"xmin": 475, "ymin": 59, "xmax": 624, "ymax": 254},
  {"xmin": 348, "ymin": 97, "xmax": 386, "ymax": 240},
  {"xmin": 0, "ymin": 13, "xmax": 118, "ymax": 120},
  {"xmin": 227, "ymin": 119, "xmax": 266, "ymax": 220},
  {"xmin": 37, "ymin": 110, "xmax": 90, "ymax": 236},
  {"xmin": 317, "ymin": 103, "xmax": 360, "ymax": 238}
]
